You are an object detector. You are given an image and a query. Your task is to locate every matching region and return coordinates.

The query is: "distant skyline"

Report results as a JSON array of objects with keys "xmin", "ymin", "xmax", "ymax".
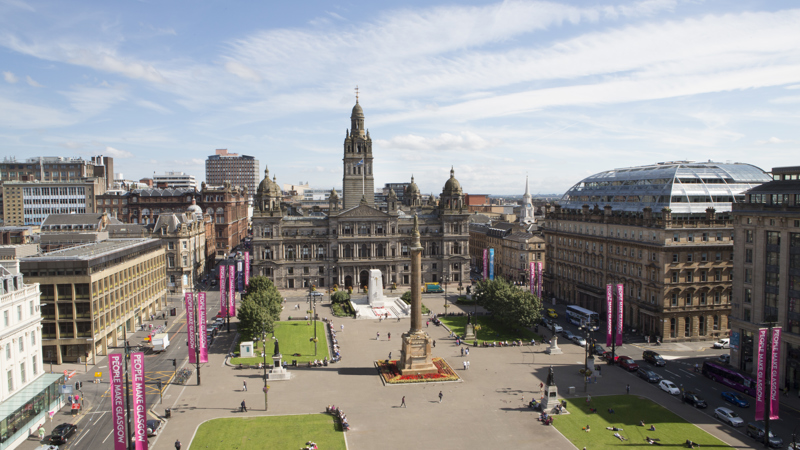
[{"xmin": 1, "ymin": 0, "xmax": 798, "ymax": 196}]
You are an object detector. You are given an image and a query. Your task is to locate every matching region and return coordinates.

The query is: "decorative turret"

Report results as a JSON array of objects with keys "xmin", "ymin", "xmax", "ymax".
[
  {"xmin": 387, "ymin": 188, "xmax": 398, "ymax": 212},
  {"xmin": 439, "ymin": 166, "xmax": 463, "ymax": 211},
  {"xmin": 256, "ymin": 166, "xmax": 281, "ymax": 213},
  {"xmin": 406, "ymin": 175, "xmax": 422, "ymax": 207}
]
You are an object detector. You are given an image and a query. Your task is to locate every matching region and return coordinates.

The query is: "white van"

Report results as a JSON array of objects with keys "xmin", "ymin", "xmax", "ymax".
[
  {"xmin": 713, "ymin": 338, "xmax": 730, "ymax": 349},
  {"xmin": 550, "ymin": 323, "xmax": 563, "ymax": 334}
]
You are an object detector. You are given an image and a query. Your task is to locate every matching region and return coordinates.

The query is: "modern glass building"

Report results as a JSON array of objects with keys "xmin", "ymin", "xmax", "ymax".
[{"xmin": 560, "ymin": 161, "xmax": 771, "ymax": 217}]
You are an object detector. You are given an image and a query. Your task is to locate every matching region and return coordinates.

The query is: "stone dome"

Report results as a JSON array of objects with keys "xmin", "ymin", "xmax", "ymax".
[
  {"xmin": 351, "ymin": 101, "xmax": 364, "ymax": 117},
  {"xmin": 407, "ymin": 175, "xmax": 420, "ymax": 194},
  {"xmin": 442, "ymin": 167, "xmax": 462, "ymax": 194},
  {"xmin": 186, "ymin": 200, "xmax": 202, "ymax": 217},
  {"xmin": 257, "ymin": 167, "xmax": 280, "ymax": 197}
]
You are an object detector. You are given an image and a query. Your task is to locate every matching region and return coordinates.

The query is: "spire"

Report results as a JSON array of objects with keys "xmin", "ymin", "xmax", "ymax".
[
  {"xmin": 524, "ymin": 174, "xmax": 530, "ymax": 197},
  {"xmin": 450, "ymin": 166, "xmax": 455, "ymax": 178}
]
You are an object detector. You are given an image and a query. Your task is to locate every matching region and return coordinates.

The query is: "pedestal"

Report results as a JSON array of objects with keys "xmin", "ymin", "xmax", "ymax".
[
  {"xmin": 268, "ymin": 354, "xmax": 290, "ymax": 380},
  {"xmin": 399, "ymin": 331, "xmax": 438, "ymax": 375},
  {"xmin": 464, "ymin": 323, "xmax": 476, "ymax": 340},
  {"xmin": 542, "ymin": 384, "xmax": 559, "ymax": 411},
  {"xmin": 546, "ymin": 336, "xmax": 562, "ymax": 355}
]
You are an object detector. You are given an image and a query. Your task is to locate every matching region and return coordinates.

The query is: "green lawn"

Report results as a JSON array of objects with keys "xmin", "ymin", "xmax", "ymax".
[
  {"xmin": 439, "ymin": 316, "xmax": 542, "ymax": 344},
  {"xmin": 192, "ymin": 414, "xmax": 346, "ymax": 450},
  {"xmin": 553, "ymin": 395, "xmax": 730, "ymax": 450},
  {"xmin": 231, "ymin": 321, "xmax": 328, "ymax": 365}
]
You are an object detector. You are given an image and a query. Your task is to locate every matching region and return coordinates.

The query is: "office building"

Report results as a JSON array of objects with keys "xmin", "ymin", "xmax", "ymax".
[
  {"xmin": 19, "ymin": 238, "xmax": 166, "ymax": 364},
  {"xmin": 2, "ymin": 178, "xmax": 106, "ymax": 226},
  {"xmin": 205, "ymin": 149, "xmax": 259, "ymax": 198},
  {"xmin": 545, "ymin": 161, "xmax": 771, "ymax": 342},
  {"xmin": 730, "ymin": 165, "xmax": 800, "ymax": 387},
  {"xmin": 152, "ymin": 171, "xmax": 197, "ymax": 189}
]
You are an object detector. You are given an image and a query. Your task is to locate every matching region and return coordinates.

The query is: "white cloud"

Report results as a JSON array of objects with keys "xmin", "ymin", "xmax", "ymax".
[
  {"xmin": 104, "ymin": 146, "xmax": 133, "ymax": 158},
  {"xmin": 770, "ymin": 96, "xmax": 800, "ymax": 104},
  {"xmin": 3, "ymin": 71, "xmax": 18, "ymax": 83},
  {"xmin": 25, "ymin": 75, "xmax": 42, "ymax": 87},
  {"xmin": 377, "ymin": 131, "xmax": 498, "ymax": 152},
  {"xmin": 60, "ymin": 84, "xmax": 128, "ymax": 116},
  {"xmin": 755, "ymin": 137, "xmax": 793, "ymax": 145},
  {"xmin": 0, "ymin": 97, "xmax": 73, "ymax": 128},
  {"xmin": 224, "ymin": 61, "xmax": 261, "ymax": 82}
]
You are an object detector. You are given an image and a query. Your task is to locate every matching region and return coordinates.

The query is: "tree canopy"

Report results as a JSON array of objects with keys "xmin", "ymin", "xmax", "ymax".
[
  {"xmin": 474, "ymin": 277, "xmax": 542, "ymax": 328},
  {"xmin": 237, "ymin": 276, "xmax": 283, "ymax": 340},
  {"xmin": 331, "ymin": 290, "xmax": 350, "ymax": 304}
]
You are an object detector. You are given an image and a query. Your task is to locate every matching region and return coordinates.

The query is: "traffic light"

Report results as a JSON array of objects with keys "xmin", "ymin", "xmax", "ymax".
[
  {"xmin": 75, "ymin": 382, "xmax": 79, "ymax": 391},
  {"xmin": 79, "ymin": 381, "xmax": 83, "ymax": 389},
  {"xmin": 172, "ymin": 359, "xmax": 177, "ymax": 367},
  {"xmin": 157, "ymin": 380, "xmax": 162, "ymax": 390}
]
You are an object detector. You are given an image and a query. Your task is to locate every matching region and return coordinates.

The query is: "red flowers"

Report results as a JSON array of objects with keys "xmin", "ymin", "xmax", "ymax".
[{"xmin": 376, "ymin": 358, "xmax": 460, "ymax": 384}]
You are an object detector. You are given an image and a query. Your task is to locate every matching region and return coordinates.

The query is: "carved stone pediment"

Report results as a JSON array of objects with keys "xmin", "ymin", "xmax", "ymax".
[{"xmin": 337, "ymin": 204, "xmax": 389, "ymax": 218}]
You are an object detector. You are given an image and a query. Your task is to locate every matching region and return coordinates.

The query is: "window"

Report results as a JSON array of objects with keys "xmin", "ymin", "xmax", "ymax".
[
  {"xmin": 18, "ymin": 338, "xmax": 23, "ymax": 352},
  {"xmin": 3, "ymin": 311, "xmax": 7, "ymax": 326},
  {"xmin": 686, "ymin": 293, "xmax": 692, "ymax": 306},
  {"xmin": 5, "ymin": 344, "xmax": 10, "ymax": 360},
  {"xmin": 744, "ymin": 288, "xmax": 752, "ymax": 303},
  {"xmin": 31, "ymin": 332, "xmax": 35, "ymax": 346},
  {"xmin": 745, "ymin": 268, "xmax": 752, "ymax": 283},
  {"xmin": 17, "ymin": 305, "xmax": 21, "ymax": 321},
  {"xmin": 32, "ymin": 357, "xmax": 37, "ymax": 375},
  {"xmin": 715, "ymin": 270, "xmax": 721, "ymax": 281},
  {"xmin": 701, "ymin": 253, "xmax": 707, "ymax": 262},
  {"xmin": 7, "ymin": 370, "xmax": 12, "ymax": 392},
  {"xmin": 716, "ymin": 252, "xmax": 722, "ymax": 262},
  {"xmin": 672, "ymin": 272, "xmax": 678, "ymax": 283},
  {"xmin": 702, "ymin": 232, "xmax": 708, "ymax": 242},
  {"xmin": 673, "ymin": 233, "xmax": 679, "ymax": 242},
  {"xmin": 701, "ymin": 271, "xmax": 707, "ymax": 282},
  {"xmin": 746, "ymin": 230, "xmax": 754, "ymax": 243},
  {"xmin": 688, "ymin": 233, "xmax": 694, "ymax": 242},
  {"xmin": 20, "ymin": 362, "xmax": 25, "ymax": 384},
  {"xmin": 687, "ymin": 253, "xmax": 693, "ymax": 262},
  {"xmin": 671, "ymin": 293, "xmax": 678, "ymax": 306},
  {"xmin": 700, "ymin": 292, "xmax": 707, "ymax": 305},
  {"xmin": 167, "ymin": 255, "xmax": 175, "ymax": 267},
  {"xmin": 686, "ymin": 272, "xmax": 693, "ymax": 282},
  {"xmin": 168, "ymin": 242, "xmax": 175, "ymax": 250},
  {"xmin": 716, "ymin": 232, "xmax": 722, "ymax": 241}
]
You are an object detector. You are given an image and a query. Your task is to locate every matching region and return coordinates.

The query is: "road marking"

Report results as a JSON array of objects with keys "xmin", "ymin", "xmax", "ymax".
[
  {"xmin": 680, "ymin": 369, "xmax": 695, "ymax": 377},
  {"xmin": 711, "ymin": 387, "xmax": 718, "ymax": 391},
  {"xmin": 102, "ymin": 429, "xmax": 113, "ymax": 444},
  {"xmin": 665, "ymin": 370, "xmax": 681, "ymax": 378}
]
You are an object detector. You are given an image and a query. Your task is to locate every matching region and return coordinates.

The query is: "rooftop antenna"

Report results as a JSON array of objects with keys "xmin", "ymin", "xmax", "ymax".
[{"xmin": 355, "ymin": 85, "xmax": 359, "ymax": 103}]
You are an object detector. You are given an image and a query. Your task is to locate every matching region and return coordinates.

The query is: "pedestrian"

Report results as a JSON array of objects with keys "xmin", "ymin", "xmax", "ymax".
[
  {"xmin": 175, "ymin": 439, "xmax": 182, "ymax": 450},
  {"xmin": 388, "ymin": 332, "xmax": 391, "ymax": 341},
  {"xmin": 461, "ymin": 348, "xmax": 465, "ymax": 357},
  {"xmin": 376, "ymin": 332, "xmax": 380, "ymax": 340},
  {"xmin": 467, "ymin": 361, "xmax": 470, "ymax": 369},
  {"xmin": 340, "ymin": 324, "xmax": 344, "ymax": 332},
  {"xmin": 586, "ymin": 394, "xmax": 591, "ymax": 404},
  {"xmin": 241, "ymin": 400, "xmax": 247, "ymax": 412},
  {"xmin": 466, "ymin": 347, "xmax": 469, "ymax": 356},
  {"xmin": 243, "ymin": 381, "xmax": 247, "ymax": 392},
  {"xmin": 433, "ymin": 340, "xmax": 436, "ymax": 348},
  {"xmin": 379, "ymin": 315, "xmax": 382, "ymax": 322},
  {"xmin": 426, "ymin": 321, "xmax": 429, "ymax": 327},
  {"xmin": 522, "ymin": 395, "xmax": 525, "ymax": 405},
  {"xmin": 68, "ymin": 395, "xmax": 73, "ymax": 405},
  {"xmin": 388, "ymin": 352, "xmax": 392, "ymax": 360},
  {"xmin": 626, "ymin": 384, "xmax": 630, "ymax": 394},
  {"xmin": 401, "ymin": 396, "xmax": 406, "ymax": 408},
  {"xmin": 463, "ymin": 361, "xmax": 467, "ymax": 370},
  {"xmin": 38, "ymin": 425, "xmax": 45, "ymax": 440},
  {"xmin": 438, "ymin": 391, "xmax": 443, "ymax": 403}
]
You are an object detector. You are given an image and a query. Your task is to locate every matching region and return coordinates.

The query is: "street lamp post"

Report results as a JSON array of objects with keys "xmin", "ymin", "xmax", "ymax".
[
  {"xmin": 582, "ymin": 326, "xmax": 591, "ymax": 392},
  {"xmin": 443, "ymin": 275, "xmax": 450, "ymax": 315},
  {"xmin": 261, "ymin": 331, "xmax": 268, "ymax": 411},
  {"xmin": 193, "ymin": 277, "xmax": 202, "ymax": 386}
]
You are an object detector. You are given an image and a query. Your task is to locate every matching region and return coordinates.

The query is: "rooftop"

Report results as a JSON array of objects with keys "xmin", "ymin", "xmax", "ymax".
[{"xmin": 25, "ymin": 238, "xmax": 155, "ymax": 260}]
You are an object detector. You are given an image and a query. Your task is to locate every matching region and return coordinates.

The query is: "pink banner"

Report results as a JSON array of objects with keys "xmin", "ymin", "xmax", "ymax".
[
  {"xmin": 109, "ymin": 354, "xmax": 126, "ymax": 450},
  {"xmin": 219, "ymin": 265, "xmax": 226, "ymax": 316},
  {"xmin": 606, "ymin": 284, "xmax": 613, "ymax": 347},
  {"xmin": 482, "ymin": 249, "xmax": 488, "ymax": 280},
  {"xmin": 529, "ymin": 262, "xmax": 535, "ymax": 295},
  {"xmin": 198, "ymin": 292, "xmax": 208, "ymax": 363},
  {"xmin": 616, "ymin": 284, "xmax": 624, "ymax": 346},
  {"xmin": 228, "ymin": 264, "xmax": 235, "ymax": 317},
  {"xmin": 244, "ymin": 252, "xmax": 250, "ymax": 292},
  {"xmin": 755, "ymin": 328, "xmax": 768, "ymax": 420},
  {"xmin": 770, "ymin": 327, "xmax": 781, "ymax": 420},
  {"xmin": 537, "ymin": 262, "xmax": 543, "ymax": 298},
  {"xmin": 185, "ymin": 292, "xmax": 196, "ymax": 364},
  {"xmin": 131, "ymin": 352, "xmax": 148, "ymax": 450}
]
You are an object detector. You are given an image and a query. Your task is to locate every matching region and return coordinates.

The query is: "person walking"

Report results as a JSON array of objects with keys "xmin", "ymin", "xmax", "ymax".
[
  {"xmin": 467, "ymin": 361, "xmax": 470, "ymax": 369},
  {"xmin": 388, "ymin": 332, "xmax": 391, "ymax": 341},
  {"xmin": 433, "ymin": 340, "xmax": 436, "ymax": 348},
  {"xmin": 463, "ymin": 361, "xmax": 467, "ymax": 370},
  {"xmin": 388, "ymin": 352, "xmax": 392, "ymax": 360},
  {"xmin": 626, "ymin": 384, "xmax": 630, "ymax": 395},
  {"xmin": 461, "ymin": 348, "xmax": 465, "ymax": 357},
  {"xmin": 401, "ymin": 396, "xmax": 406, "ymax": 408},
  {"xmin": 586, "ymin": 394, "xmax": 591, "ymax": 404},
  {"xmin": 376, "ymin": 332, "xmax": 380, "ymax": 340},
  {"xmin": 241, "ymin": 399, "xmax": 247, "ymax": 412},
  {"xmin": 438, "ymin": 391, "xmax": 443, "ymax": 403},
  {"xmin": 175, "ymin": 439, "xmax": 182, "ymax": 450},
  {"xmin": 243, "ymin": 381, "xmax": 247, "ymax": 392},
  {"xmin": 340, "ymin": 324, "xmax": 344, "ymax": 332}
]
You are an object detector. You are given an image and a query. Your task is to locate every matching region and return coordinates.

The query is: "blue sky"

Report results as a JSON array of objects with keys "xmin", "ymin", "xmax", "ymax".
[{"xmin": 1, "ymin": 0, "xmax": 798, "ymax": 195}]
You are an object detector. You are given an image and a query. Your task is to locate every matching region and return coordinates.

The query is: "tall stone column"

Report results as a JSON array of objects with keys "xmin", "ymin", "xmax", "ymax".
[{"xmin": 410, "ymin": 222, "xmax": 422, "ymax": 332}]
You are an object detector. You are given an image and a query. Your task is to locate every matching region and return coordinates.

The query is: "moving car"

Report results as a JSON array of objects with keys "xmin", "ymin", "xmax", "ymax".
[
  {"xmin": 592, "ymin": 344, "xmax": 606, "ymax": 355},
  {"xmin": 147, "ymin": 419, "xmax": 163, "ymax": 437},
  {"xmin": 682, "ymin": 391, "xmax": 708, "ymax": 408},
  {"xmin": 659, "ymin": 380, "xmax": 680, "ymax": 395},
  {"xmin": 636, "ymin": 368, "xmax": 662, "ymax": 383},
  {"xmin": 721, "ymin": 391, "xmax": 750, "ymax": 408},
  {"xmin": 746, "ymin": 421, "xmax": 783, "ymax": 447},
  {"xmin": 713, "ymin": 338, "xmax": 730, "ymax": 349},
  {"xmin": 49, "ymin": 423, "xmax": 78, "ymax": 445},
  {"xmin": 561, "ymin": 330, "xmax": 575, "ymax": 341},
  {"xmin": 642, "ymin": 350, "xmax": 666, "ymax": 367},
  {"xmin": 718, "ymin": 354, "xmax": 730, "ymax": 364},
  {"xmin": 571, "ymin": 335, "xmax": 587, "ymax": 347},
  {"xmin": 714, "ymin": 407, "xmax": 744, "ymax": 427},
  {"xmin": 602, "ymin": 352, "xmax": 620, "ymax": 363},
  {"xmin": 424, "ymin": 283, "xmax": 444, "ymax": 293},
  {"xmin": 547, "ymin": 308, "xmax": 558, "ymax": 318},
  {"xmin": 618, "ymin": 356, "xmax": 639, "ymax": 372}
]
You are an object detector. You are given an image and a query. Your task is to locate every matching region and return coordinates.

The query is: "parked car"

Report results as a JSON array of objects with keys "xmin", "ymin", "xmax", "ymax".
[
  {"xmin": 561, "ymin": 330, "xmax": 575, "ymax": 341},
  {"xmin": 659, "ymin": 380, "xmax": 680, "ymax": 395},
  {"xmin": 642, "ymin": 350, "xmax": 666, "ymax": 367},
  {"xmin": 547, "ymin": 308, "xmax": 558, "ymax": 318},
  {"xmin": 618, "ymin": 356, "xmax": 639, "ymax": 371},
  {"xmin": 746, "ymin": 421, "xmax": 783, "ymax": 447},
  {"xmin": 215, "ymin": 312, "xmax": 227, "ymax": 319},
  {"xmin": 713, "ymin": 338, "xmax": 730, "ymax": 349},
  {"xmin": 571, "ymin": 335, "xmax": 587, "ymax": 346},
  {"xmin": 592, "ymin": 344, "xmax": 606, "ymax": 356},
  {"xmin": 602, "ymin": 351, "xmax": 620, "ymax": 363},
  {"xmin": 550, "ymin": 323, "xmax": 563, "ymax": 333},
  {"xmin": 49, "ymin": 423, "xmax": 78, "ymax": 445},
  {"xmin": 721, "ymin": 391, "xmax": 750, "ymax": 408},
  {"xmin": 719, "ymin": 354, "xmax": 731, "ymax": 364},
  {"xmin": 682, "ymin": 391, "xmax": 708, "ymax": 408},
  {"xmin": 147, "ymin": 419, "xmax": 163, "ymax": 437},
  {"xmin": 637, "ymin": 368, "xmax": 662, "ymax": 383},
  {"xmin": 714, "ymin": 407, "xmax": 744, "ymax": 427}
]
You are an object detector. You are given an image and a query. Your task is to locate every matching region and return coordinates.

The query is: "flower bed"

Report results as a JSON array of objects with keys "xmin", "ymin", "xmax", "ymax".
[{"xmin": 376, "ymin": 357, "xmax": 460, "ymax": 384}]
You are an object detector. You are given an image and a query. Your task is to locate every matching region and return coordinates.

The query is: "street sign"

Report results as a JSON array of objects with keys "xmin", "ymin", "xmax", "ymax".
[
  {"xmin": 95, "ymin": 372, "xmax": 103, "ymax": 378},
  {"xmin": 59, "ymin": 385, "xmax": 73, "ymax": 394}
]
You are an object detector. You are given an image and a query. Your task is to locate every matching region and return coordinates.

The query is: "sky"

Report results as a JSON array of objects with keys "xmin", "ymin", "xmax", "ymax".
[{"xmin": 1, "ymin": 0, "xmax": 799, "ymax": 196}]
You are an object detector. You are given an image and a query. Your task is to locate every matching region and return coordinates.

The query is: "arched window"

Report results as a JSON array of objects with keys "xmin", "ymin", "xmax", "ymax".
[
  {"xmin": 263, "ymin": 247, "xmax": 272, "ymax": 260},
  {"xmin": 317, "ymin": 246, "xmax": 325, "ymax": 260},
  {"xmin": 302, "ymin": 245, "xmax": 310, "ymax": 260},
  {"xmin": 359, "ymin": 244, "xmax": 369, "ymax": 258},
  {"xmin": 430, "ymin": 243, "xmax": 438, "ymax": 256},
  {"xmin": 206, "ymin": 208, "xmax": 214, "ymax": 215},
  {"xmin": 285, "ymin": 245, "xmax": 296, "ymax": 260},
  {"xmin": 344, "ymin": 245, "xmax": 353, "ymax": 258}
]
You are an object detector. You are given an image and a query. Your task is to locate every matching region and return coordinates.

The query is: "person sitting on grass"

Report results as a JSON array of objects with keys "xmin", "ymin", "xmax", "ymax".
[
  {"xmin": 646, "ymin": 437, "xmax": 662, "ymax": 445},
  {"xmin": 685, "ymin": 440, "xmax": 699, "ymax": 448},
  {"xmin": 607, "ymin": 408, "xmax": 615, "ymax": 414},
  {"xmin": 650, "ymin": 425, "xmax": 656, "ymax": 431},
  {"xmin": 583, "ymin": 425, "xmax": 591, "ymax": 432},
  {"xmin": 640, "ymin": 420, "xmax": 646, "ymax": 427},
  {"xmin": 588, "ymin": 407, "xmax": 597, "ymax": 413}
]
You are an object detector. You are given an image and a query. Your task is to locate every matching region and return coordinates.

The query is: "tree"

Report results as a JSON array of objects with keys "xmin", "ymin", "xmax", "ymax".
[
  {"xmin": 331, "ymin": 290, "xmax": 350, "ymax": 304},
  {"xmin": 243, "ymin": 276, "xmax": 278, "ymax": 300},
  {"xmin": 474, "ymin": 277, "xmax": 542, "ymax": 328},
  {"xmin": 400, "ymin": 291, "xmax": 412, "ymax": 303},
  {"xmin": 237, "ymin": 297, "xmax": 274, "ymax": 341},
  {"xmin": 242, "ymin": 276, "xmax": 283, "ymax": 322}
]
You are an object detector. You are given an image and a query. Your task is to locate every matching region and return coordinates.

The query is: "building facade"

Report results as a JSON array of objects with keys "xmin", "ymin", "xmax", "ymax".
[
  {"xmin": 730, "ymin": 165, "xmax": 800, "ymax": 388},
  {"xmin": 0, "ymin": 156, "xmax": 112, "ymax": 188},
  {"xmin": 545, "ymin": 161, "xmax": 771, "ymax": 342},
  {"xmin": 152, "ymin": 171, "xmax": 197, "ymax": 189},
  {"xmin": 469, "ymin": 222, "xmax": 545, "ymax": 284},
  {"xmin": 252, "ymin": 102, "xmax": 470, "ymax": 290},
  {"xmin": 0, "ymin": 260, "xmax": 62, "ymax": 450},
  {"xmin": 19, "ymin": 239, "xmax": 166, "ymax": 364},
  {"xmin": 205, "ymin": 149, "xmax": 259, "ymax": 197},
  {"xmin": 2, "ymin": 178, "xmax": 106, "ymax": 226}
]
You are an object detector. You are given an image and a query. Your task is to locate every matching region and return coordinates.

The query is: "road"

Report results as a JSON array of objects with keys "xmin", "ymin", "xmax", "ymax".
[{"xmin": 546, "ymin": 299, "xmax": 800, "ymax": 447}]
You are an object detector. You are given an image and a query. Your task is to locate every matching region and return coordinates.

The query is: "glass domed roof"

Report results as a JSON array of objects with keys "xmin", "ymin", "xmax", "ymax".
[{"xmin": 560, "ymin": 161, "xmax": 770, "ymax": 216}]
